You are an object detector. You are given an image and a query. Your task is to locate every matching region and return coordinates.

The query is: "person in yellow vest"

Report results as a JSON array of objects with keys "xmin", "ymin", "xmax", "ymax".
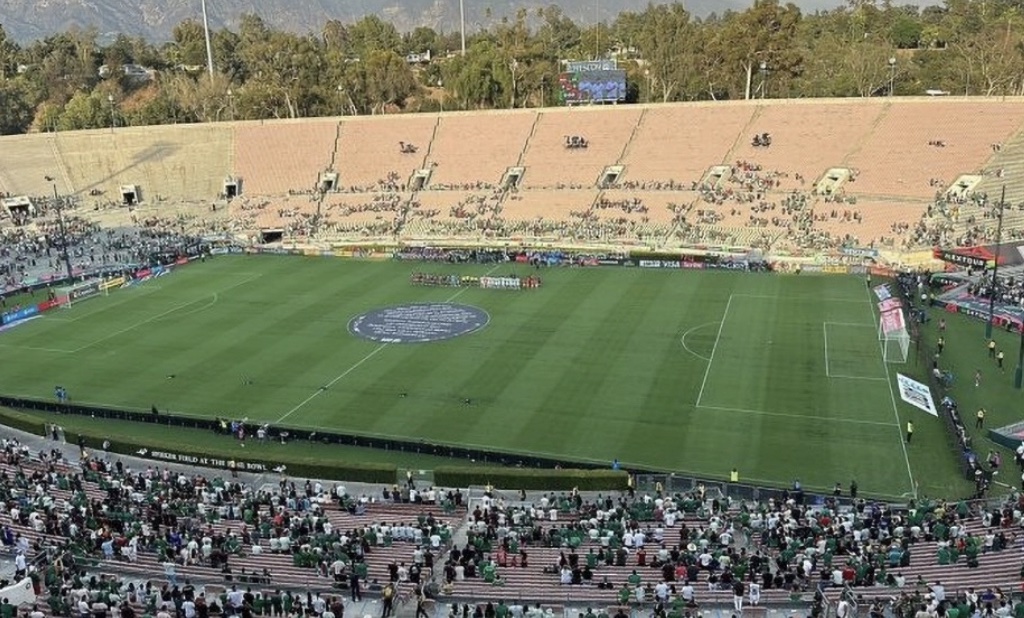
[
  {"xmin": 906, "ymin": 420, "xmax": 914, "ymax": 444},
  {"xmin": 976, "ymin": 408, "xmax": 985, "ymax": 429},
  {"xmin": 730, "ymin": 468, "xmax": 739, "ymax": 483},
  {"xmin": 989, "ymin": 339, "xmax": 997, "ymax": 358}
]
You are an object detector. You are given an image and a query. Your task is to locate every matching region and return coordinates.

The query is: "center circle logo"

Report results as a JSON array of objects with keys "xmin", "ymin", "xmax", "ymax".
[{"xmin": 348, "ymin": 303, "xmax": 490, "ymax": 343}]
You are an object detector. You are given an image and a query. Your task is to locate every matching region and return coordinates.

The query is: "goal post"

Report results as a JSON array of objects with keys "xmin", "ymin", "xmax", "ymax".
[
  {"xmin": 879, "ymin": 308, "xmax": 910, "ymax": 364},
  {"xmin": 58, "ymin": 279, "xmax": 103, "ymax": 309}
]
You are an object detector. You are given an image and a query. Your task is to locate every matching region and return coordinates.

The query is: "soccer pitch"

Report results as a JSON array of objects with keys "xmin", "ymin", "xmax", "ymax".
[{"xmin": 0, "ymin": 256, "xmax": 951, "ymax": 497}]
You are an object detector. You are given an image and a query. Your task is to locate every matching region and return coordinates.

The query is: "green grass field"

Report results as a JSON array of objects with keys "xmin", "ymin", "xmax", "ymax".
[{"xmin": 0, "ymin": 256, "xmax": 969, "ymax": 497}]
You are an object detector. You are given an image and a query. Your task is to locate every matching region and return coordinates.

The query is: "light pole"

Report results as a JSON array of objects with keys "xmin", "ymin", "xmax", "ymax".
[
  {"xmin": 888, "ymin": 57, "xmax": 896, "ymax": 97},
  {"xmin": 985, "ymin": 186, "xmax": 1006, "ymax": 340},
  {"xmin": 645, "ymin": 69, "xmax": 651, "ymax": 103},
  {"xmin": 52, "ymin": 185, "xmax": 74, "ymax": 282},
  {"xmin": 459, "ymin": 0, "xmax": 466, "ymax": 56},
  {"xmin": 759, "ymin": 62, "xmax": 768, "ymax": 99},
  {"xmin": 107, "ymin": 94, "xmax": 115, "ymax": 132},
  {"xmin": 438, "ymin": 80, "xmax": 444, "ymax": 113},
  {"xmin": 226, "ymin": 88, "xmax": 234, "ymax": 121},
  {"xmin": 201, "ymin": 0, "xmax": 215, "ymax": 78}
]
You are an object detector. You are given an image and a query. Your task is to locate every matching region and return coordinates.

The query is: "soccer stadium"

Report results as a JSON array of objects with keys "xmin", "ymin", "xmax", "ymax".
[{"xmin": 3, "ymin": 93, "xmax": 1024, "ymax": 616}]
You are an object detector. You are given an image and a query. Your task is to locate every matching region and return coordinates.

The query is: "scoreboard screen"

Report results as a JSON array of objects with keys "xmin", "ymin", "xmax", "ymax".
[{"xmin": 558, "ymin": 60, "xmax": 626, "ymax": 104}]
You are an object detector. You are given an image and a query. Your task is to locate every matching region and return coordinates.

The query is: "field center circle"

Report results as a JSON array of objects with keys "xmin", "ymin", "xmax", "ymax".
[{"xmin": 348, "ymin": 303, "xmax": 490, "ymax": 343}]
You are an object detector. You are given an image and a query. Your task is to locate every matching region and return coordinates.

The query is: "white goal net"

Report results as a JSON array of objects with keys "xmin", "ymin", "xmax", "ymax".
[{"xmin": 878, "ymin": 308, "xmax": 910, "ymax": 364}]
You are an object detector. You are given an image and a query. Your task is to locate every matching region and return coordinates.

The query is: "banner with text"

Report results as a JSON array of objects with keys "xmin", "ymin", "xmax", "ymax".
[
  {"xmin": 878, "ymin": 297, "xmax": 902, "ymax": 313},
  {"xmin": 933, "ymin": 248, "xmax": 991, "ymax": 270},
  {"xmin": 897, "ymin": 373, "xmax": 938, "ymax": 416},
  {"xmin": 880, "ymin": 308, "xmax": 906, "ymax": 335}
]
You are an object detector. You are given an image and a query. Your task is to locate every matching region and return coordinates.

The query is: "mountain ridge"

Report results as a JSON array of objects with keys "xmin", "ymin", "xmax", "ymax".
[{"xmin": 0, "ymin": 0, "xmax": 873, "ymax": 44}]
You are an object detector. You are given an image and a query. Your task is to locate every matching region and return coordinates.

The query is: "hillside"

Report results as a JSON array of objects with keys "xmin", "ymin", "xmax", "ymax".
[{"xmin": 0, "ymin": 0, "xmax": 883, "ymax": 43}]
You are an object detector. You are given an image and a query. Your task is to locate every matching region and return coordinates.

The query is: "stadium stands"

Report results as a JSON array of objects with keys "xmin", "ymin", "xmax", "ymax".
[
  {"xmin": 810, "ymin": 198, "xmax": 928, "ymax": 249},
  {"xmin": 498, "ymin": 190, "xmax": 600, "ymax": 241},
  {"xmin": 729, "ymin": 101, "xmax": 883, "ymax": 192},
  {"xmin": 320, "ymin": 191, "xmax": 411, "ymax": 238},
  {"xmin": 426, "ymin": 112, "xmax": 535, "ymax": 188},
  {"xmin": 0, "ymin": 133, "xmax": 73, "ymax": 197},
  {"xmin": 55, "ymin": 125, "xmax": 233, "ymax": 203},
  {"xmin": 233, "ymin": 120, "xmax": 338, "ymax": 195},
  {"xmin": 3, "ymin": 423, "xmax": 1022, "ymax": 618},
  {"xmin": 622, "ymin": 104, "xmax": 756, "ymax": 186},
  {"xmin": 3, "ymin": 98, "xmax": 1024, "ymax": 253},
  {"xmin": 845, "ymin": 101, "xmax": 1022, "ymax": 199},
  {"xmin": 519, "ymin": 108, "xmax": 642, "ymax": 189},
  {"xmin": 334, "ymin": 115, "xmax": 438, "ymax": 190},
  {"xmin": 403, "ymin": 189, "xmax": 502, "ymax": 239}
]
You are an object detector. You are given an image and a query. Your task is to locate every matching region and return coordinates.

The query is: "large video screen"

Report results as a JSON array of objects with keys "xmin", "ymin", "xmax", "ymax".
[{"xmin": 558, "ymin": 68, "xmax": 627, "ymax": 104}]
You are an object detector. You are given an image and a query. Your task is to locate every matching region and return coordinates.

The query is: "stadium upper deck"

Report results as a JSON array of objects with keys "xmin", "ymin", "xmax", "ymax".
[{"xmin": 0, "ymin": 97, "xmax": 1021, "ymax": 254}]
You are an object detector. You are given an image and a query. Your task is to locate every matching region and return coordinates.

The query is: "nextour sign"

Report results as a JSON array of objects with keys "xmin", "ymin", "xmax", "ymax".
[{"xmin": 934, "ymin": 249, "xmax": 990, "ymax": 269}]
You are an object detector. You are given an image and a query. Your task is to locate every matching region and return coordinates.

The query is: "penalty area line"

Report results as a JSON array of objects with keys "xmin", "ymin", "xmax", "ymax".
[{"xmin": 275, "ymin": 264, "xmax": 500, "ymax": 425}]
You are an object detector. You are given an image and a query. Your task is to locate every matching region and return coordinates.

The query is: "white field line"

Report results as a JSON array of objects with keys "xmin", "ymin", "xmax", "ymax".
[
  {"xmin": 823, "ymin": 322, "xmax": 831, "ymax": 377},
  {"xmin": 44, "ymin": 285, "xmax": 166, "ymax": 323},
  {"xmin": 275, "ymin": 264, "xmax": 501, "ymax": 424},
  {"xmin": 731, "ymin": 293, "xmax": 871, "ymax": 304},
  {"xmin": 866, "ymin": 279, "xmax": 918, "ymax": 499},
  {"xmin": 67, "ymin": 273, "xmax": 261, "ymax": 353},
  {"xmin": 824, "ymin": 321, "xmax": 889, "ymax": 381},
  {"xmin": 695, "ymin": 294, "xmax": 732, "ymax": 407},
  {"xmin": 679, "ymin": 322, "xmax": 718, "ymax": 362},
  {"xmin": 695, "ymin": 404, "xmax": 899, "ymax": 427}
]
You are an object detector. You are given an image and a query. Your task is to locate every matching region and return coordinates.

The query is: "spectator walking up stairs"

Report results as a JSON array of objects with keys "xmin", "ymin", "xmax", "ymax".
[{"xmin": 975, "ymin": 126, "xmax": 1024, "ymax": 230}]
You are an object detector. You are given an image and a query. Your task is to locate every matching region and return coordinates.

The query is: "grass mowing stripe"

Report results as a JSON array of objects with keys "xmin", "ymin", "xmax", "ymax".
[
  {"xmin": 0, "ymin": 260, "xmax": 958, "ymax": 496},
  {"xmin": 695, "ymin": 293, "xmax": 733, "ymax": 407},
  {"xmin": 275, "ymin": 265, "xmax": 501, "ymax": 425},
  {"xmin": 570, "ymin": 272, "xmax": 689, "ymax": 458},
  {"xmin": 450, "ymin": 270, "xmax": 605, "ymax": 446},
  {"xmin": 68, "ymin": 273, "xmax": 262, "ymax": 353},
  {"xmin": 865, "ymin": 278, "xmax": 918, "ymax": 498},
  {"xmin": 694, "ymin": 404, "xmax": 897, "ymax": 426}
]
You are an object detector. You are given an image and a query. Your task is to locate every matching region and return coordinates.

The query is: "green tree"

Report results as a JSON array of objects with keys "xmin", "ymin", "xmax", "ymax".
[
  {"xmin": 951, "ymin": 14, "xmax": 1024, "ymax": 96},
  {"xmin": 347, "ymin": 15, "xmax": 402, "ymax": 59},
  {"xmin": 632, "ymin": 4, "xmax": 698, "ymax": 102},
  {"xmin": 0, "ymin": 23, "xmax": 21, "ymax": 79},
  {"xmin": 58, "ymin": 90, "xmax": 113, "ymax": 131},
  {"xmin": 442, "ymin": 40, "xmax": 509, "ymax": 109},
  {"xmin": 403, "ymin": 26, "xmax": 441, "ymax": 57},
  {"xmin": 357, "ymin": 49, "xmax": 418, "ymax": 114},
  {"xmin": 167, "ymin": 19, "xmax": 207, "ymax": 67},
  {"xmin": 0, "ymin": 78, "xmax": 35, "ymax": 134},
  {"xmin": 718, "ymin": 0, "xmax": 803, "ymax": 99},
  {"xmin": 122, "ymin": 83, "xmax": 192, "ymax": 126}
]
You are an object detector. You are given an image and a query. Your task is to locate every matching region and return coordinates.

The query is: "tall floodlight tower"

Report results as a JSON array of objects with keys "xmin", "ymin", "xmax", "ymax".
[
  {"xmin": 460, "ymin": 0, "xmax": 467, "ymax": 55},
  {"xmin": 201, "ymin": 0, "xmax": 215, "ymax": 78}
]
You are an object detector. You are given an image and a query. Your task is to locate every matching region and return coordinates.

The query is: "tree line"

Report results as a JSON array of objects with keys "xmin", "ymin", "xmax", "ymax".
[{"xmin": 0, "ymin": 0, "xmax": 1022, "ymax": 135}]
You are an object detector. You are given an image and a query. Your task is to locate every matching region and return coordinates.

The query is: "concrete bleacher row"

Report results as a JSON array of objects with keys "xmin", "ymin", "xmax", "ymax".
[
  {"xmin": 1, "ymin": 98, "xmax": 1022, "ymax": 251},
  {"xmin": 0, "ymin": 452, "xmax": 462, "ymax": 612},
  {"xmin": 441, "ymin": 503, "xmax": 1023, "ymax": 606},
  {"xmin": 1, "ymin": 436, "xmax": 1022, "ymax": 614}
]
